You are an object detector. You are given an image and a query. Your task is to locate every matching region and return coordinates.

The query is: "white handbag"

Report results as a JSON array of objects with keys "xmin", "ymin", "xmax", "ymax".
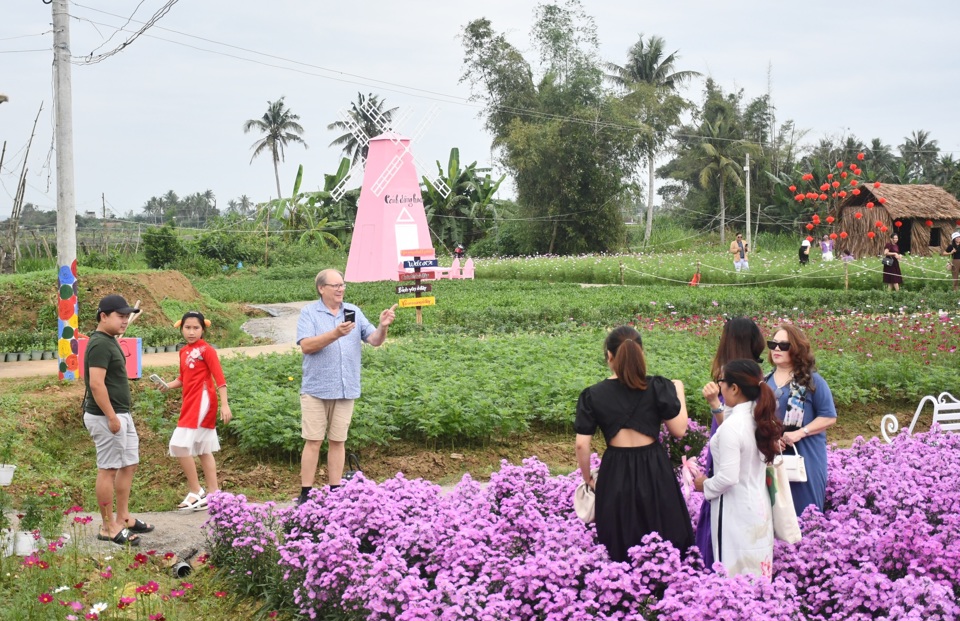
[
  {"xmin": 573, "ymin": 469, "xmax": 599, "ymax": 523},
  {"xmin": 768, "ymin": 461, "xmax": 802, "ymax": 544},
  {"xmin": 781, "ymin": 444, "xmax": 807, "ymax": 483}
]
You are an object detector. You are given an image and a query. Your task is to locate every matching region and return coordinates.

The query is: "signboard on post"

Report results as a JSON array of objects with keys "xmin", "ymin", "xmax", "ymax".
[
  {"xmin": 398, "ymin": 271, "xmax": 436, "ymax": 281},
  {"xmin": 398, "ymin": 296, "xmax": 436, "ymax": 308},
  {"xmin": 400, "ymin": 248, "xmax": 435, "ymax": 257},
  {"xmin": 403, "ymin": 258, "xmax": 438, "ymax": 270},
  {"xmin": 396, "ymin": 283, "xmax": 432, "ymax": 295}
]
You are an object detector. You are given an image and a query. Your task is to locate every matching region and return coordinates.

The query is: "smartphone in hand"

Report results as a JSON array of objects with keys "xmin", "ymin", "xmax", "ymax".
[
  {"xmin": 149, "ymin": 374, "xmax": 168, "ymax": 389},
  {"xmin": 343, "ymin": 309, "xmax": 356, "ymax": 323}
]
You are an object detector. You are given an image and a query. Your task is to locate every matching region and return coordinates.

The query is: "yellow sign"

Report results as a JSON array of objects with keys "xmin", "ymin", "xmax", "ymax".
[{"xmin": 398, "ymin": 296, "xmax": 436, "ymax": 308}]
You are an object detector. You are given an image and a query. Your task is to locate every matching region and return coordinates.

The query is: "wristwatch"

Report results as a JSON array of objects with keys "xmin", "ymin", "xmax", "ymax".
[{"xmin": 801, "ymin": 426, "xmax": 810, "ymax": 436}]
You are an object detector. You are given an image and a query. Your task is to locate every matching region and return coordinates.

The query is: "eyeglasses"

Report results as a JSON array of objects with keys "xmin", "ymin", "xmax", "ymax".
[
  {"xmin": 323, "ymin": 283, "xmax": 346, "ymax": 290},
  {"xmin": 767, "ymin": 340, "xmax": 791, "ymax": 352},
  {"xmin": 716, "ymin": 377, "xmax": 729, "ymax": 385}
]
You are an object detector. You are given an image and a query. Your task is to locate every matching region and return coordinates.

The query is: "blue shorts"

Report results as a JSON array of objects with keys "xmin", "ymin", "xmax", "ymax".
[{"xmin": 84, "ymin": 412, "xmax": 140, "ymax": 469}]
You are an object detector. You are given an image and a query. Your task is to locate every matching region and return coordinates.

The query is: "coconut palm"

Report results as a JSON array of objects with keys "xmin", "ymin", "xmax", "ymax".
[
  {"xmin": 606, "ymin": 34, "xmax": 699, "ymax": 243},
  {"xmin": 327, "ymin": 93, "xmax": 398, "ymax": 165},
  {"xmin": 243, "ymin": 97, "xmax": 308, "ymax": 200},
  {"xmin": 899, "ymin": 130, "xmax": 939, "ymax": 183},
  {"xmin": 696, "ymin": 115, "xmax": 748, "ymax": 243}
]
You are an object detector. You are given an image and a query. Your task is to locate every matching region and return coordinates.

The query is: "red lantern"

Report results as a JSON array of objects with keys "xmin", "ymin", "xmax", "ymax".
[
  {"xmin": 855, "ymin": 212, "xmax": 863, "ymax": 219},
  {"xmin": 806, "ymin": 223, "xmax": 814, "ymax": 230},
  {"xmin": 840, "ymin": 231, "xmax": 849, "ymax": 239},
  {"xmin": 795, "ymin": 194, "xmax": 805, "ymax": 202},
  {"xmin": 850, "ymin": 180, "xmax": 858, "ymax": 186},
  {"xmin": 878, "ymin": 197, "xmax": 887, "ymax": 204},
  {"xmin": 826, "ymin": 216, "xmax": 835, "ymax": 224},
  {"xmin": 867, "ymin": 231, "xmax": 876, "ymax": 239},
  {"xmin": 866, "ymin": 202, "xmax": 875, "ymax": 209},
  {"xmin": 881, "ymin": 226, "xmax": 889, "ymax": 233},
  {"xmin": 832, "ymin": 181, "xmax": 840, "ymax": 189},
  {"xmin": 925, "ymin": 219, "xmax": 934, "ymax": 227},
  {"xmin": 789, "ymin": 185, "xmax": 797, "ymax": 192},
  {"xmin": 839, "ymin": 191, "xmax": 847, "ymax": 198},
  {"xmin": 830, "ymin": 233, "xmax": 838, "ymax": 240},
  {"xmin": 841, "ymin": 172, "xmax": 848, "ymax": 179},
  {"xmin": 819, "ymin": 193, "xmax": 828, "ymax": 201},
  {"xmin": 857, "ymin": 152, "xmax": 865, "ymax": 160},
  {"xmin": 812, "ymin": 214, "xmax": 821, "ymax": 224},
  {"xmin": 806, "ymin": 236, "xmax": 814, "ymax": 242},
  {"xmin": 849, "ymin": 163, "xmax": 857, "ymax": 170},
  {"xmin": 836, "ymin": 161, "xmax": 844, "ymax": 169},
  {"xmin": 875, "ymin": 221, "xmax": 884, "ymax": 228},
  {"xmin": 956, "ymin": 220, "xmax": 960, "ymax": 226},
  {"xmin": 827, "ymin": 173, "xmax": 834, "ymax": 180},
  {"xmin": 894, "ymin": 220, "xmax": 902, "ymax": 227},
  {"xmin": 820, "ymin": 183, "xmax": 830, "ymax": 192},
  {"xmin": 802, "ymin": 173, "xmax": 814, "ymax": 181},
  {"xmin": 874, "ymin": 181, "xmax": 881, "ymax": 188}
]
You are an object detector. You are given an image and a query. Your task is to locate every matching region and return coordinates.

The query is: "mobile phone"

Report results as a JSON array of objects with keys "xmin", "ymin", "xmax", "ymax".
[
  {"xmin": 343, "ymin": 309, "xmax": 356, "ymax": 323},
  {"xmin": 149, "ymin": 374, "xmax": 168, "ymax": 389}
]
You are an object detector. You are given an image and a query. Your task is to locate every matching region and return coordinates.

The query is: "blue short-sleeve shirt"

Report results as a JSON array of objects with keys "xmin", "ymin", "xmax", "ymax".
[{"xmin": 297, "ymin": 300, "xmax": 375, "ymax": 399}]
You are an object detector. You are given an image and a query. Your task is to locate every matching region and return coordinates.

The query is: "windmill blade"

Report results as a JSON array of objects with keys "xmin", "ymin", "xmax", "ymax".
[
  {"xmin": 330, "ymin": 158, "xmax": 364, "ymax": 202},
  {"xmin": 411, "ymin": 153, "xmax": 451, "ymax": 198},
  {"xmin": 361, "ymin": 100, "xmax": 395, "ymax": 137},
  {"xmin": 338, "ymin": 108, "xmax": 370, "ymax": 147},
  {"xmin": 371, "ymin": 154, "xmax": 404, "ymax": 197},
  {"xmin": 409, "ymin": 105, "xmax": 439, "ymax": 144}
]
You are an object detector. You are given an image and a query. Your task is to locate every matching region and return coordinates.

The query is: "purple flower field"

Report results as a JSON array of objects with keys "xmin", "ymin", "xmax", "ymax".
[{"xmin": 207, "ymin": 429, "xmax": 960, "ymax": 620}]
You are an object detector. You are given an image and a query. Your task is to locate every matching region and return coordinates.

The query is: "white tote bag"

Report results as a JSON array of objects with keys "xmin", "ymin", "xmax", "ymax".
[
  {"xmin": 781, "ymin": 444, "xmax": 808, "ymax": 483},
  {"xmin": 768, "ymin": 460, "xmax": 802, "ymax": 544},
  {"xmin": 573, "ymin": 469, "xmax": 599, "ymax": 523}
]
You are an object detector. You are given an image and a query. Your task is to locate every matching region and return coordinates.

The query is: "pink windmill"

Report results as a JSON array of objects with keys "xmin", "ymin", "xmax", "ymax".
[{"xmin": 337, "ymin": 104, "xmax": 450, "ymax": 282}]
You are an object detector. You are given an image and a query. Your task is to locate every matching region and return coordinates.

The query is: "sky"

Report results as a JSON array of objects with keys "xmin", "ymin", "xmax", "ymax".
[{"xmin": 2, "ymin": 0, "xmax": 960, "ymax": 221}]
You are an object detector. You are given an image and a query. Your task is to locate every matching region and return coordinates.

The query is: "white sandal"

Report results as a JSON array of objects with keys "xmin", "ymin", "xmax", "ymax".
[{"xmin": 177, "ymin": 488, "xmax": 206, "ymax": 512}]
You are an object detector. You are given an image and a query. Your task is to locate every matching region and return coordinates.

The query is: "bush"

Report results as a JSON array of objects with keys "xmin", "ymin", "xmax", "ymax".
[
  {"xmin": 195, "ymin": 230, "xmax": 259, "ymax": 266},
  {"xmin": 172, "ymin": 254, "xmax": 222, "ymax": 277},
  {"xmin": 142, "ymin": 224, "xmax": 182, "ymax": 269},
  {"xmin": 77, "ymin": 251, "xmax": 124, "ymax": 270}
]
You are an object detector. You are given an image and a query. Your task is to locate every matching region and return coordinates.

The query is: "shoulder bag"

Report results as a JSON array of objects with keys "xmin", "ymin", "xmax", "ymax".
[
  {"xmin": 573, "ymin": 469, "xmax": 599, "ymax": 523},
  {"xmin": 781, "ymin": 444, "xmax": 807, "ymax": 482},
  {"xmin": 767, "ymin": 460, "xmax": 802, "ymax": 544},
  {"xmin": 882, "ymin": 255, "xmax": 895, "ymax": 267}
]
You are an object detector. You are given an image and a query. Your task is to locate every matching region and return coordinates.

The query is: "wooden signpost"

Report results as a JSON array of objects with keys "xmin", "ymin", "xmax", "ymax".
[{"xmin": 399, "ymin": 248, "xmax": 436, "ymax": 324}]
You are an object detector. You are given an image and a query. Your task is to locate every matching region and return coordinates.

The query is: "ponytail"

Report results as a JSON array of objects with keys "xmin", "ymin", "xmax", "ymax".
[
  {"xmin": 606, "ymin": 326, "xmax": 648, "ymax": 390},
  {"xmin": 721, "ymin": 359, "xmax": 782, "ymax": 463}
]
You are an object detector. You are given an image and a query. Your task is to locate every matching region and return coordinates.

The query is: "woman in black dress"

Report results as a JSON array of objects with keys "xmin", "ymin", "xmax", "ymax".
[
  {"xmin": 883, "ymin": 233, "xmax": 903, "ymax": 291},
  {"xmin": 574, "ymin": 326, "xmax": 694, "ymax": 562}
]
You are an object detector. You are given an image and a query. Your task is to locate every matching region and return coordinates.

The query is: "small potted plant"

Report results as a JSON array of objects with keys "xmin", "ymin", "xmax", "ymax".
[{"xmin": 0, "ymin": 437, "xmax": 15, "ymax": 486}]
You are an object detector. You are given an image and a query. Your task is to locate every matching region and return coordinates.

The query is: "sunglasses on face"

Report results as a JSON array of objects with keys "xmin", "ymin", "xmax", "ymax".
[{"xmin": 767, "ymin": 340, "xmax": 791, "ymax": 352}]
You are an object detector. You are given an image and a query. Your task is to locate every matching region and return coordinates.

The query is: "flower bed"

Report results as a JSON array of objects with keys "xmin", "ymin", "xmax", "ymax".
[{"xmin": 206, "ymin": 429, "xmax": 960, "ymax": 620}]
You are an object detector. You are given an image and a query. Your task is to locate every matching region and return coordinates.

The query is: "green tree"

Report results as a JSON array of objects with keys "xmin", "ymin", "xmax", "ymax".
[
  {"xmin": 696, "ymin": 114, "xmax": 749, "ymax": 243},
  {"xmin": 461, "ymin": 2, "xmax": 643, "ymax": 254},
  {"xmin": 243, "ymin": 97, "xmax": 308, "ymax": 200},
  {"xmin": 327, "ymin": 93, "xmax": 398, "ymax": 165},
  {"xmin": 899, "ymin": 129, "xmax": 939, "ymax": 182},
  {"xmin": 606, "ymin": 35, "xmax": 699, "ymax": 244},
  {"xmin": 421, "ymin": 148, "xmax": 505, "ymax": 250}
]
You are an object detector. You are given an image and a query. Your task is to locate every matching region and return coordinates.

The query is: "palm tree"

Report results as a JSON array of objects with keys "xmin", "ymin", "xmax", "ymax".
[
  {"xmin": 607, "ymin": 34, "xmax": 700, "ymax": 243},
  {"xmin": 243, "ymin": 97, "xmax": 308, "ymax": 200},
  {"xmin": 696, "ymin": 115, "xmax": 747, "ymax": 243},
  {"xmin": 899, "ymin": 130, "xmax": 939, "ymax": 183},
  {"xmin": 327, "ymin": 93, "xmax": 398, "ymax": 165}
]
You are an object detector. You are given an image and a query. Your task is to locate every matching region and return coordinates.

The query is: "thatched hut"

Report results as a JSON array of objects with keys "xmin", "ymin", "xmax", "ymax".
[{"xmin": 831, "ymin": 184, "xmax": 960, "ymax": 258}]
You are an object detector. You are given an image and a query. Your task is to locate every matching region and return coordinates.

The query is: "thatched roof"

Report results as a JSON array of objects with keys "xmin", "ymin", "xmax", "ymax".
[{"xmin": 839, "ymin": 183, "xmax": 960, "ymax": 219}]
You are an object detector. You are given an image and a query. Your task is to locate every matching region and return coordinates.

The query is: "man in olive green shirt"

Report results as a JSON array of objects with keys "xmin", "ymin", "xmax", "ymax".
[{"xmin": 83, "ymin": 295, "xmax": 154, "ymax": 546}]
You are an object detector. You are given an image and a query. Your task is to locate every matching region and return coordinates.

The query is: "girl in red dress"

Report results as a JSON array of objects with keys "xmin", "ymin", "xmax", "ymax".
[{"xmin": 158, "ymin": 311, "xmax": 232, "ymax": 511}]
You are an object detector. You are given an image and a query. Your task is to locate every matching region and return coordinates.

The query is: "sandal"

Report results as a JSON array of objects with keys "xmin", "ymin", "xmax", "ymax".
[
  {"xmin": 125, "ymin": 518, "xmax": 155, "ymax": 533},
  {"xmin": 96, "ymin": 528, "xmax": 140, "ymax": 547},
  {"xmin": 177, "ymin": 488, "xmax": 206, "ymax": 512}
]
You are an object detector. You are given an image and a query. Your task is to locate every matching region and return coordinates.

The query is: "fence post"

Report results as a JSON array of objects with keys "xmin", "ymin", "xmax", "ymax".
[
  {"xmin": 844, "ymin": 261, "xmax": 849, "ymax": 291},
  {"xmin": 619, "ymin": 260, "xmax": 624, "ymax": 285}
]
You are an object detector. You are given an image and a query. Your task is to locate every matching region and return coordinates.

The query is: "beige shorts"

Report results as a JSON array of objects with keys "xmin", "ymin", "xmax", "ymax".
[
  {"xmin": 84, "ymin": 412, "xmax": 140, "ymax": 470},
  {"xmin": 300, "ymin": 395, "xmax": 354, "ymax": 442}
]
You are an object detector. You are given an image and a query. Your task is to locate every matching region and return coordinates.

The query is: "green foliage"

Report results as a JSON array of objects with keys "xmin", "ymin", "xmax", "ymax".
[
  {"xmin": 142, "ymin": 223, "xmax": 183, "ymax": 269},
  {"xmin": 77, "ymin": 251, "xmax": 125, "ymax": 270},
  {"xmin": 195, "ymin": 229, "xmax": 260, "ymax": 266},
  {"xmin": 220, "ymin": 354, "xmax": 304, "ymax": 454}
]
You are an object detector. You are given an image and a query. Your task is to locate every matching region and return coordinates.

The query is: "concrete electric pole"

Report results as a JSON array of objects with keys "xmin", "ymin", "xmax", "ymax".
[{"xmin": 53, "ymin": 0, "xmax": 80, "ymax": 380}]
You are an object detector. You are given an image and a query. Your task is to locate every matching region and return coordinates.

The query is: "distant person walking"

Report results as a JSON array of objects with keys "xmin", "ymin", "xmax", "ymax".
[
  {"xmin": 942, "ymin": 231, "xmax": 960, "ymax": 291},
  {"xmin": 882, "ymin": 233, "xmax": 904, "ymax": 291},
  {"xmin": 799, "ymin": 239, "xmax": 811, "ymax": 266},
  {"xmin": 83, "ymin": 295, "xmax": 154, "ymax": 546},
  {"xmin": 820, "ymin": 235, "xmax": 834, "ymax": 261},
  {"xmin": 297, "ymin": 269, "xmax": 397, "ymax": 505},
  {"xmin": 840, "ymin": 249, "xmax": 854, "ymax": 263},
  {"xmin": 156, "ymin": 311, "xmax": 232, "ymax": 512},
  {"xmin": 729, "ymin": 234, "xmax": 749, "ymax": 272}
]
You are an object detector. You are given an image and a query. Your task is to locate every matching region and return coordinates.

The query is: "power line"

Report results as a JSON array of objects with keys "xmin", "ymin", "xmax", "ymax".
[{"xmin": 74, "ymin": 0, "xmax": 179, "ymax": 65}]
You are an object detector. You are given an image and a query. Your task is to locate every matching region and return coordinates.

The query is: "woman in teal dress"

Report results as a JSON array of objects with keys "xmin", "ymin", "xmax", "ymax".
[{"xmin": 765, "ymin": 324, "xmax": 837, "ymax": 514}]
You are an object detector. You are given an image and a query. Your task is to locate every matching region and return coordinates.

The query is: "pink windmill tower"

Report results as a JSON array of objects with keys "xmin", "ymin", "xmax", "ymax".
[{"xmin": 336, "ymin": 103, "xmax": 450, "ymax": 282}]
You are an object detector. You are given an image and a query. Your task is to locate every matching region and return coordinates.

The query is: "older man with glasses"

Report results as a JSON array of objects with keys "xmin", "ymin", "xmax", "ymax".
[
  {"xmin": 729, "ymin": 233, "xmax": 749, "ymax": 272},
  {"xmin": 296, "ymin": 269, "xmax": 397, "ymax": 505}
]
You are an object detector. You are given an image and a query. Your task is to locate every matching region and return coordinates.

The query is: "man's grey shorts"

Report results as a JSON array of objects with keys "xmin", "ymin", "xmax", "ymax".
[{"xmin": 84, "ymin": 412, "xmax": 140, "ymax": 470}]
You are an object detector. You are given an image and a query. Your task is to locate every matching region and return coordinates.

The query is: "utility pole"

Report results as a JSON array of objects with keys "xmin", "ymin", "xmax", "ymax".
[
  {"xmin": 53, "ymin": 0, "xmax": 79, "ymax": 381},
  {"xmin": 744, "ymin": 152, "xmax": 751, "ymax": 252}
]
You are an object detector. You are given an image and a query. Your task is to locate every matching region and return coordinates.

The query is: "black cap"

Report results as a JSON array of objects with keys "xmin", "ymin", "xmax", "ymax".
[{"xmin": 97, "ymin": 294, "xmax": 141, "ymax": 315}]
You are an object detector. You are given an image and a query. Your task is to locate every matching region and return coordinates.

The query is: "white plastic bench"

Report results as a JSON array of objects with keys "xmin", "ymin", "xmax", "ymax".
[{"xmin": 881, "ymin": 392, "xmax": 960, "ymax": 443}]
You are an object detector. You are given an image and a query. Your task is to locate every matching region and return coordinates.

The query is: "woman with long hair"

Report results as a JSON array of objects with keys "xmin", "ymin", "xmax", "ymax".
[
  {"xmin": 696, "ymin": 317, "xmax": 765, "ymax": 567},
  {"xmin": 694, "ymin": 359, "xmax": 782, "ymax": 579},
  {"xmin": 883, "ymin": 233, "xmax": 904, "ymax": 291},
  {"xmin": 574, "ymin": 326, "xmax": 694, "ymax": 562},
  {"xmin": 766, "ymin": 323, "xmax": 837, "ymax": 514}
]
